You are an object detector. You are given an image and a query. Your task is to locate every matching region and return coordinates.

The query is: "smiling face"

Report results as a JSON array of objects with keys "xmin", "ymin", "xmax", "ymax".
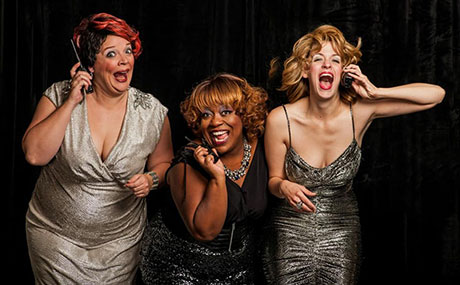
[
  {"xmin": 304, "ymin": 42, "xmax": 343, "ymax": 99},
  {"xmin": 200, "ymin": 104, "xmax": 244, "ymax": 156},
  {"xmin": 91, "ymin": 35, "xmax": 134, "ymax": 95}
]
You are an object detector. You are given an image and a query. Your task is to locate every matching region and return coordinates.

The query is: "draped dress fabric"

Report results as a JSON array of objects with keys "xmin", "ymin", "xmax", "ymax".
[
  {"xmin": 140, "ymin": 140, "xmax": 268, "ymax": 284},
  {"xmin": 263, "ymin": 104, "xmax": 362, "ymax": 284},
  {"xmin": 25, "ymin": 80, "xmax": 167, "ymax": 285}
]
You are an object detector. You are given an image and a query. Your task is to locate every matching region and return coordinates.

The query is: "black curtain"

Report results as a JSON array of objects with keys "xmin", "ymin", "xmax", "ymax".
[{"xmin": 3, "ymin": 0, "xmax": 459, "ymax": 284}]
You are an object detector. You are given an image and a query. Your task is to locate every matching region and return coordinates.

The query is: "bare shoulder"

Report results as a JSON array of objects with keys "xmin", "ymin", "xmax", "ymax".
[
  {"xmin": 266, "ymin": 105, "xmax": 287, "ymax": 127},
  {"xmin": 168, "ymin": 161, "xmax": 207, "ymax": 198},
  {"xmin": 267, "ymin": 99, "xmax": 305, "ymax": 125},
  {"xmin": 167, "ymin": 162, "xmax": 186, "ymax": 186}
]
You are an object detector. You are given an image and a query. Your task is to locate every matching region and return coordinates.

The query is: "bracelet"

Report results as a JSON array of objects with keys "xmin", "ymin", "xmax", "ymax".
[{"xmin": 146, "ymin": 171, "xmax": 159, "ymax": 191}]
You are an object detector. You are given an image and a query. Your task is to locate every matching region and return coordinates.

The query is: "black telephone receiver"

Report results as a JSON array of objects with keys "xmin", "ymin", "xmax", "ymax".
[
  {"xmin": 185, "ymin": 136, "xmax": 220, "ymax": 163},
  {"xmin": 341, "ymin": 72, "xmax": 354, "ymax": 89},
  {"xmin": 70, "ymin": 39, "xmax": 93, "ymax": 93}
]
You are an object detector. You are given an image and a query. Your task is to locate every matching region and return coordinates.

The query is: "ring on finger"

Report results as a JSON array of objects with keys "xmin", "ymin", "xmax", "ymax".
[{"xmin": 295, "ymin": 201, "xmax": 303, "ymax": 209}]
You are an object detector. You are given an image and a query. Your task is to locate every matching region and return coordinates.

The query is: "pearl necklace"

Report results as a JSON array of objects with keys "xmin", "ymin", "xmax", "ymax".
[{"xmin": 224, "ymin": 138, "xmax": 252, "ymax": 181}]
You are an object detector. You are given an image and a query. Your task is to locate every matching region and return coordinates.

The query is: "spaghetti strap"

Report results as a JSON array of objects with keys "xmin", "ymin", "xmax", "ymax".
[
  {"xmin": 349, "ymin": 103, "xmax": 356, "ymax": 140},
  {"xmin": 281, "ymin": 105, "xmax": 292, "ymax": 148}
]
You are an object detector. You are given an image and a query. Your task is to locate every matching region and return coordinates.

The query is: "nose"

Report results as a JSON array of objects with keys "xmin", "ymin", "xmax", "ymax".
[
  {"xmin": 322, "ymin": 59, "xmax": 331, "ymax": 68},
  {"xmin": 210, "ymin": 114, "xmax": 223, "ymax": 126},
  {"xmin": 119, "ymin": 53, "xmax": 129, "ymax": 65}
]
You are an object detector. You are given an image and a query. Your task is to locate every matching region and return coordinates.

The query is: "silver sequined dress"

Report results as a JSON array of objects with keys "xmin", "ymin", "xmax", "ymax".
[
  {"xmin": 25, "ymin": 80, "xmax": 167, "ymax": 284},
  {"xmin": 262, "ymin": 105, "xmax": 362, "ymax": 284}
]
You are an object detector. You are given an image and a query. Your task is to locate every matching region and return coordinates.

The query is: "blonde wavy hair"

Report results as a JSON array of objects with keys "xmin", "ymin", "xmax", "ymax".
[
  {"xmin": 270, "ymin": 25, "xmax": 362, "ymax": 103},
  {"xmin": 181, "ymin": 73, "xmax": 268, "ymax": 141}
]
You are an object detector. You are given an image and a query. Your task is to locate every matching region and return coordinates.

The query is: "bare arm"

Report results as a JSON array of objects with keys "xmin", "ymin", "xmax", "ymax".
[
  {"xmin": 264, "ymin": 106, "xmax": 316, "ymax": 212},
  {"xmin": 264, "ymin": 107, "xmax": 289, "ymax": 198},
  {"xmin": 168, "ymin": 146, "xmax": 227, "ymax": 241},
  {"xmin": 368, "ymin": 83, "xmax": 445, "ymax": 119},
  {"xmin": 22, "ymin": 63, "xmax": 92, "ymax": 165},
  {"xmin": 125, "ymin": 116, "xmax": 174, "ymax": 197},
  {"xmin": 146, "ymin": 116, "xmax": 173, "ymax": 186},
  {"xmin": 344, "ymin": 64, "xmax": 445, "ymax": 119}
]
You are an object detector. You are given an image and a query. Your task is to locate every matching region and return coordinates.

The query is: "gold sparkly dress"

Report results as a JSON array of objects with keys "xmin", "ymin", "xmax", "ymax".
[{"xmin": 25, "ymin": 80, "xmax": 167, "ymax": 284}]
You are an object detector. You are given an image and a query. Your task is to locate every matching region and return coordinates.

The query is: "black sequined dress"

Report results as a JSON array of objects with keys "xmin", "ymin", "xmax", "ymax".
[
  {"xmin": 140, "ymin": 140, "xmax": 268, "ymax": 284},
  {"xmin": 262, "ymin": 105, "xmax": 362, "ymax": 284}
]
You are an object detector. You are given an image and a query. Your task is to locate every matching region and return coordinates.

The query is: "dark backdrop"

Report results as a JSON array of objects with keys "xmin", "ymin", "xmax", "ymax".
[{"xmin": 3, "ymin": 0, "xmax": 459, "ymax": 284}]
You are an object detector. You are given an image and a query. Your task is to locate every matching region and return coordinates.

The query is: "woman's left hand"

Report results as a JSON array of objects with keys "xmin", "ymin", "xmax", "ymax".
[
  {"xmin": 125, "ymin": 174, "xmax": 151, "ymax": 198},
  {"xmin": 343, "ymin": 64, "xmax": 378, "ymax": 99}
]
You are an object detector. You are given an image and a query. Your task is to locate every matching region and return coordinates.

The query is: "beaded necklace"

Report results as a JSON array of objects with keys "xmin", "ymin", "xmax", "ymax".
[{"xmin": 223, "ymin": 138, "xmax": 251, "ymax": 181}]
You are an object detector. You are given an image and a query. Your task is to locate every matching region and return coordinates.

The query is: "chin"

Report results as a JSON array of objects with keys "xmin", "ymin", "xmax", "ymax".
[
  {"xmin": 112, "ymin": 82, "xmax": 130, "ymax": 93},
  {"xmin": 317, "ymin": 87, "xmax": 339, "ymax": 97}
]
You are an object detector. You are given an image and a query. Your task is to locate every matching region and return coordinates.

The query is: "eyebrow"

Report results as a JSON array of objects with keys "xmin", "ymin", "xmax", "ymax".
[
  {"xmin": 314, "ymin": 52, "xmax": 340, "ymax": 57},
  {"xmin": 102, "ymin": 43, "xmax": 131, "ymax": 52},
  {"xmin": 202, "ymin": 105, "xmax": 233, "ymax": 112}
]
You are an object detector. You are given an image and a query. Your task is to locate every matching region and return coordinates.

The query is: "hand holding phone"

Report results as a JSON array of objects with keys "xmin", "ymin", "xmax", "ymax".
[
  {"xmin": 70, "ymin": 39, "xmax": 93, "ymax": 93},
  {"xmin": 341, "ymin": 72, "xmax": 354, "ymax": 88},
  {"xmin": 185, "ymin": 136, "xmax": 219, "ymax": 163}
]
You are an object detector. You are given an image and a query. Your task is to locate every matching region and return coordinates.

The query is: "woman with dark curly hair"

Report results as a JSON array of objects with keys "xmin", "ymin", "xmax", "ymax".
[
  {"xmin": 140, "ymin": 73, "xmax": 269, "ymax": 284},
  {"xmin": 23, "ymin": 13, "xmax": 173, "ymax": 284}
]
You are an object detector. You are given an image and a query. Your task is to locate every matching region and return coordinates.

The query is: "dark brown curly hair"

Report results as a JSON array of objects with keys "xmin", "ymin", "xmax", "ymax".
[{"xmin": 180, "ymin": 73, "xmax": 268, "ymax": 141}]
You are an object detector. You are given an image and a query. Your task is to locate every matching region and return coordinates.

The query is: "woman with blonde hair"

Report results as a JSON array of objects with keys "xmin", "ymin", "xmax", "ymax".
[
  {"xmin": 262, "ymin": 24, "xmax": 444, "ymax": 284},
  {"xmin": 140, "ymin": 73, "xmax": 269, "ymax": 284}
]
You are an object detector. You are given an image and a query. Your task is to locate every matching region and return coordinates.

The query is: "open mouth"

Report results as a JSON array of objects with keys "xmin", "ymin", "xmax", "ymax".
[
  {"xmin": 114, "ymin": 70, "xmax": 129, "ymax": 83},
  {"xmin": 319, "ymin": 72, "xmax": 333, "ymax": 90},
  {"xmin": 210, "ymin": 130, "xmax": 229, "ymax": 146}
]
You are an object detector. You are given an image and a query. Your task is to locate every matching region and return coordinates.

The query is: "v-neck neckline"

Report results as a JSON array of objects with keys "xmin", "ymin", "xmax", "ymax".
[
  {"xmin": 83, "ymin": 88, "xmax": 131, "ymax": 166},
  {"xmin": 226, "ymin": 140, "xmax": 259, "ymax": 191},
  {"xmin": 288, "ymin": 139, "xmax": 359, "ymax": 171}
]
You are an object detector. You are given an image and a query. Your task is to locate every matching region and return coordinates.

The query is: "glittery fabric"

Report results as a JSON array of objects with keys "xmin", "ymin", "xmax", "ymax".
[
  {"xmin": 25, "ymin": 80, "xmax": 167, "ymax": 284},
  {"xmin": 262, "ymin": 105, "xmax": 362, "ymax": 284},
  {"xmin": 140, "ymin": 141, "xmax": 268, "ymax": 284},
  {"xmin": 140, "ymin": 211, "xmax": 259, "ymax": 285}
]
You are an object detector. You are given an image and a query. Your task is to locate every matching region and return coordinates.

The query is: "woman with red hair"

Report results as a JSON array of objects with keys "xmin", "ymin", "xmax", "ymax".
[{"xmin": 23, "ymin": 13, "xmax": 173, "ymax": 284}]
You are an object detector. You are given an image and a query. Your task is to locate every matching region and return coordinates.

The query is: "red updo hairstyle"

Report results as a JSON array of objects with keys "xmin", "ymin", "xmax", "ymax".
[{"xmin": 72, "ymin": 13, "xmax": 142, "ymax": 68}]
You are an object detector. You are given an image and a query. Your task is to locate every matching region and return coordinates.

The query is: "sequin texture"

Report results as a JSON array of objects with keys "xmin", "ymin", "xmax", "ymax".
[
  {"xmin": 140, "ymin": 211, "xmax": 259, "ymax": 285},
  {"xmin": 25, "ymin": 81, "xmax": 168, "ymax": 284},
  {"xmin": 262, "ymin": 105, "xmax": 362, "ymax": 284}
]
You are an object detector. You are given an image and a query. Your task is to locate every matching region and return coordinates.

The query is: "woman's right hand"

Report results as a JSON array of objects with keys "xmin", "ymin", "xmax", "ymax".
[
  {"xmin": 68, "ymin": 62, "xmax": 93, "ymax": 105},
  {"xmin": 279, "ymin": 179, "xmax": 316, "ymax": 213},
  {"xmin": 193, "ymin": 145, "xmax": 225, "ymax": 179}
]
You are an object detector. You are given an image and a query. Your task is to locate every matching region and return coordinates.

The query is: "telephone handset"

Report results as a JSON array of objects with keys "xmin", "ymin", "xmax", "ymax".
[
  {"xmin": 70, "ymin": 39, "xmax": 93, "ymax": 93},
  {"xmin": 185, "ymin": 136, "xmax": 220, "ymax": 163},
  {"xmin": 341, "ymin": 72, "xmax": 354, "ymax": 89}
]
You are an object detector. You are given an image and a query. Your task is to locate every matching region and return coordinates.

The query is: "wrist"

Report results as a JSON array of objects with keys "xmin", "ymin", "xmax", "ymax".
[
  {"xmin": 145, "ymin": 171, "xmax": 159, "ymax": 191},
  {"xmin": 62, "ymin": 97, "xmax": 79, "ymax": 110},
  {"xmin": 208, "ymin": 166, "xmax": 226, "ymax": 181},
  {"xmin": 278, "ymin": 179, "xmax": 287, "ymax": 198},
  {"xmin": 268, "ymin": 177, "xmax": 286, "ymax": 199},
  {"xmin": 207, "ymin": 172, "xmax": 226, "ymax": 190},
  {"xmin": 209, "ymin": 174, "xmax": 226, "ymax": 185},
  {"xmin": 371, "ymin": 87, "xmax": 386, "ymax": 99}
]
